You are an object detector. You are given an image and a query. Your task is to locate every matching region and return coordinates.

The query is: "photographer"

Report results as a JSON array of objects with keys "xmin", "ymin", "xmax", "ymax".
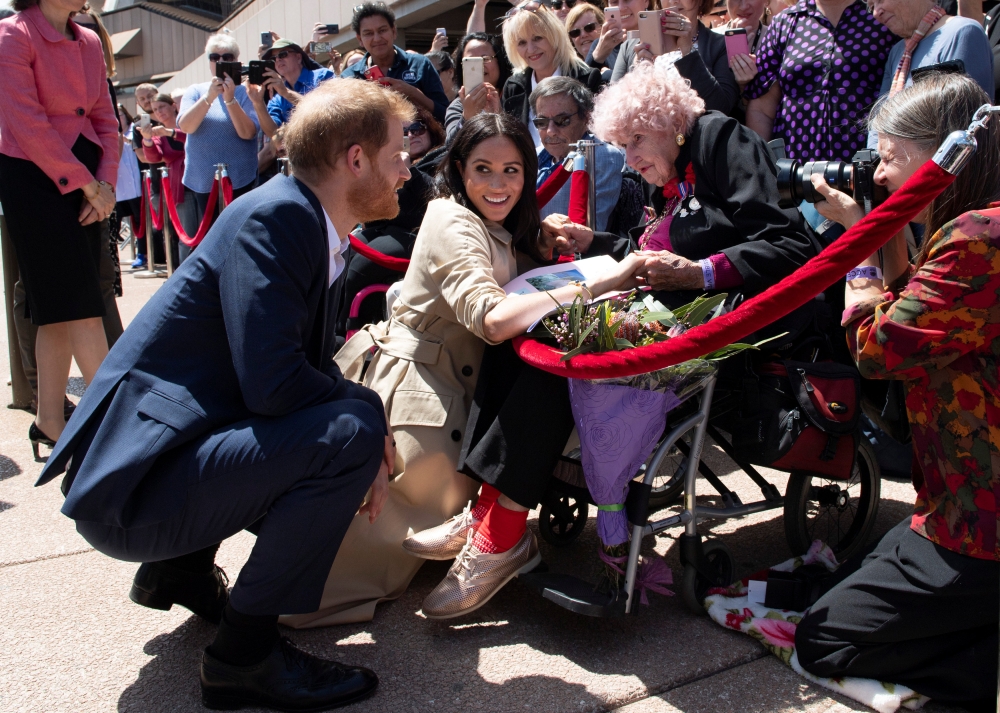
[
  {"xmin": 130, "ymin": 83, "xmax": 165, "ymax": 269},
  {"xmin": 445, "ymin": 32, "xmax": 511, "ymax": 143},
  {"xmin": 796, "ymin": 74, "xmax": 1000, "ymax": 708},
  {"xmin": 246, "ymin": 39, "xmax": 335, "ymax": 140},
  {"xmin": 177, "ymin": 34, "xmax": 260, "ymax": 245},
  {"xmin": 139, "ymin": 95, "xmax": 191, "ymax": 261},
  {"xmin": 340, "ymin": 2, "xmax": 451, "ymax": 122}
]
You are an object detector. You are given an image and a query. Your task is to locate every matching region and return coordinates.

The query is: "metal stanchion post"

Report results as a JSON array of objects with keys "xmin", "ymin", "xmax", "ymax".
[
  {"xmin": 569, "ymin": 140, "xmax": 598, "ymax": 232},
  {"xmin": 216, "ymin": 163, "xmax": 229, "ymax": 211},
  {"xmin": 134, "ymin": 169, "xmax": 166, "ymax": 279},
  {"xmin": 159, "ymin": 167, "xmax": 175, "ymax": 277}
]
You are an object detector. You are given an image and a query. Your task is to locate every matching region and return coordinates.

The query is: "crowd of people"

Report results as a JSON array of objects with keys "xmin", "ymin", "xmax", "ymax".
[{"xmin": 1, "ymin": 0, "xmax": 999, "ymax": 710}]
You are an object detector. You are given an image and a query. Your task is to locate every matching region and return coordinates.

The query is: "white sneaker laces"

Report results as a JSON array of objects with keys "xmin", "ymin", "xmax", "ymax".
[
  {"xmin": 455, "ymin": 533, "xmax": 480, "ymax": 582},
  {"xmin": 447, "ymin": 501, "xmax": 475, "ymax": 537}
]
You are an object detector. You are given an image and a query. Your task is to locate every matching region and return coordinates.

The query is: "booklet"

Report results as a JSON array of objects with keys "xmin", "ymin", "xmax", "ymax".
[{"xmin": 502, "ymin": 254, "xmax": 620, "ymax": 297}]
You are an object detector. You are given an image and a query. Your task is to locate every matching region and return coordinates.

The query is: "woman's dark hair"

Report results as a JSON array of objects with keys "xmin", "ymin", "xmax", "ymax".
[
  {"xmin": 435, "ymin": 112, "xmax": 542, "ymax": 261},
  {"xmin": 451, "ymin": 33, "xmax": 511, "ymax": 92},
  {"xmin": 10, "ymin": 0, "xmax": 35, "ymax": 11},
  {"xmin": 153, "ymin": 93, "xmax": 175, "ymax": 106},
  {"xmin": 351, "ymin": 1, "xmax": 396, "ymax": 35},
  {"xmin": 410, "ymin": 105, "xmax": 446, "ymax": 158},
  {"xmin": 869, "ymin": 73, "xmax": 1000, "ymax": 253}
]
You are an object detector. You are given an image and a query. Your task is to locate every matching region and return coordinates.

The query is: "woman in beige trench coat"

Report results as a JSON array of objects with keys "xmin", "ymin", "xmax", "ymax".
[{"xmin": 282, "ymin": 114, "xmax": 640, "ymax": 627}]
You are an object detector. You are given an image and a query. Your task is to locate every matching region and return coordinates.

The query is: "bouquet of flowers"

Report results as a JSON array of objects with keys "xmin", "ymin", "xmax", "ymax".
[{"xmin": 541, "ymin": 292, "xmax": 765, "ymax": 592}]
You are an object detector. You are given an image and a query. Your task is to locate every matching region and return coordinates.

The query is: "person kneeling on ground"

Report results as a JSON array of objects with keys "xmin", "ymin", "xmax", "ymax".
[
  {"xmin": 795, "ymin": 73, "xmax": 1000, "ymax": 709},
  {"xmin": 35, "ymin": 80, "xmax": 414, "ymax": 712}
]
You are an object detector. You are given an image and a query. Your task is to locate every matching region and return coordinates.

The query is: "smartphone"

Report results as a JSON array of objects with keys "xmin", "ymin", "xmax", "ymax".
[
  {"xmin": 604, "ymin": 6, "xmax": 620, "ymax": 24},
  {"xmin": 638, "ymin": 10, "xmax": 666, "ymax": 55},
  {"xmin": 248, "ymin": 59, "xmax": 275, "ymax": 85},
  {"xmin": 138, "ymin": 112, "xmax": 151, "ymax": 129},
  {"xmin": 260, "ymin": 31, "xmax": 273, "ymax": 49},
  {"xmin": 724, "ymin": 27, "xmax": 750, "ymax": 61},
  {"xmin": 436, "ymin": 27, "xmax": 447, "ymax": 37},
  {"xmin": 323, "ymin": 23, "xmax": 340, "ymax": 35},
  {"xmin": 216, "ymin": 60, "xmax": 243, "ymax": 81},
  {"xmin": 310, "ymin": 41, "xmax": 333, "ymax": 54},
  {"xmin": 462, "ymin": 56, "xmax": 484, "ymax": 91},
  {"xmin": 364, "ymin": 65, "xmax": 385, "ymax": 81}
]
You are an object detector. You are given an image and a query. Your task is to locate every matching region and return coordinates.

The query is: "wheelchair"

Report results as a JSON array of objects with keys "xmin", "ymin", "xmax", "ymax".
[{"xmin": 521, "ymin": 299, "xmax": 883, "ymax": 617}]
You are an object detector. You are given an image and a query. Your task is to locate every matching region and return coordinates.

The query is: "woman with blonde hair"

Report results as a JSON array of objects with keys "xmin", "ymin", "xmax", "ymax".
[
  {"xmin": 501, "ymin": 1, "xmax": 603, "ymax": 145},
  {"xmin": 565, "ymin": 2, "xmax": 605, "ymax": 60}
]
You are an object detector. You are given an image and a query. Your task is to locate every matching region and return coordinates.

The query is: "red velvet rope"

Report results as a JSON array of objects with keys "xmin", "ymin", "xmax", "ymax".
[
  {"xmin": 348, "ymin": 234, "xmax": 411, "ymax": 272},
  {"xmin": 143, "ymin": 176, "xmax": 164, "ymax": 231},
  {"xmin": 568, "ymin": 170, "xmax": 589, "ymax": 225},
  {"xmin": 513, "ymin": 160, "xmax": 956, "ymax": 379},
  {"xmin": 537, "ymin": 165, "xmax": 571, "ymax": 209},
  {"xmin": 160, "ymin": 176, "xmax": 220, "ymax": 248}
]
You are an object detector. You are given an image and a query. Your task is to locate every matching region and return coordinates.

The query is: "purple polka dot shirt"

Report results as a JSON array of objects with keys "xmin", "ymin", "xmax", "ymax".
[{"xmin": 745, "ymin": 0, "xmax": 895, "ymax": 162}]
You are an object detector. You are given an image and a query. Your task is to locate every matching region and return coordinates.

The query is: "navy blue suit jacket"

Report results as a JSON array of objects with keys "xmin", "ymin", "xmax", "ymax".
[{"xmin": 37, "ymin": 175, "xmax": 386, "ymax": 529}]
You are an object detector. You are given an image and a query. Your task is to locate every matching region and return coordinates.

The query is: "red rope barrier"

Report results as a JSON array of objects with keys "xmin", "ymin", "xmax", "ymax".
[
  {"xmin": 160, "ymin": 176, "xmax": 220, "ymax": 248},
  {"xmin": 143, "ymin": 176, "xmax": 164, "ymax": 232},
  {"xmin": 513, "ymin": 160, "xmax": 957, "ymax": 379},
  {"xmin": 537, "ymin": 165, "xmax": 571, "ymax": 209},
  {"xmin": 568, "ymin": 170, "xmax": 589, "ymax": 225},
  {"xmin": 348, "ymin": 235, "xmax": 411, "ymax": 272}
]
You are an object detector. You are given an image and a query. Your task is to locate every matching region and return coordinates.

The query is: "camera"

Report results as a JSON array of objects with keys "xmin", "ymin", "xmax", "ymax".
[
  {"xmin": 770, "ymin": 139, "xmax": 886, "ymax": 214},
  {"xmin": 216, "ymin": 60, "xmax": 243, "ymax": 82},
  {"xmin": 248, "ymin": 59, "xmax": 275, "ymax": 85}
]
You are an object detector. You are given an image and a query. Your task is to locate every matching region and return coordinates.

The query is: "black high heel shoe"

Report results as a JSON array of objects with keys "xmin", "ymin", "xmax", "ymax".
[{"xmin": 29, "ymin": 422, "xmax": 57, "ymax": 462}]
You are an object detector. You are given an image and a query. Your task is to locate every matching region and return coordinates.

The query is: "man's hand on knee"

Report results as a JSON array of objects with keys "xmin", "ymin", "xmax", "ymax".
[{"xmin": 359, "ymin": 434, "xmax": 395, "ymax": 523}]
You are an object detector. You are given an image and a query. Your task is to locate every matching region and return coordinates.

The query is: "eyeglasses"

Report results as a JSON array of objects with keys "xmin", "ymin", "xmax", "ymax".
[
  {"xmin": 531, "ymin": 112, "xmax": 579, "ymax": 129},
  {"xmin": 504, "ymin": 1, "xmax": 544, "ymax": 20},
  {"xmin": 269, "ymin": 50, "xmax": 293, "ymax": 60},
  {"xmin": 466, "ymin": 54, "xmax": 497, "ymax": 63},
  {"xmin": 208, "ymin": 53, "xmax": 236, "ymax": 62},
  {"xmin": 568, "ymin": 22, "xmax": 598, "ymax": 38},
  {"xmin": 404, "ymin": 121, "xmax": 428, "ymax": 136},
  {"xmin": 549, "ymin": 0, "xmax": 578, "ymax": 9}
]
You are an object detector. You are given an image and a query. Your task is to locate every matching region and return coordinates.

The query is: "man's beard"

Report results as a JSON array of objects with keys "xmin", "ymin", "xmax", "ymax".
[{"xmin": 348, "ymin": 163, "xmax": 403, "ymax": 224}]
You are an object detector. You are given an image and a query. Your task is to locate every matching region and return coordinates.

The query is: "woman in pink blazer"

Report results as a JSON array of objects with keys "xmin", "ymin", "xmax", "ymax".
[{"xmin": 0, "ymin": 0, "xmax": 120, "ymax": 457}]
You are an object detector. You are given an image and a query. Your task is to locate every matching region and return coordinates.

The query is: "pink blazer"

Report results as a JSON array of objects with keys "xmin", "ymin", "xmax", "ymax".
[{"xmin": 0, "ymin": 6, "xmax": 119, "ymax": 195}]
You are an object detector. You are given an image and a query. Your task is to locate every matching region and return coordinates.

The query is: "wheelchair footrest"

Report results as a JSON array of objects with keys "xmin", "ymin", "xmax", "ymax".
[{"xmin": 519, "ymin": 572, "xmax": 628, "ymax": 617}]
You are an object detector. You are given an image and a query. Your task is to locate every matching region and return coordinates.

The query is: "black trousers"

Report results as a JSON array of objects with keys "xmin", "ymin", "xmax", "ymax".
[
  {"xmin": 459, "ymin": 341, "xmax": 574, "ymax": 509},
  {"xmin": 796, "ymin": 517, "xmax": 999, "ymax": 702},
  {"xmin": 77, "ymin": 400, "xmax": 383, "ymax": 616}
]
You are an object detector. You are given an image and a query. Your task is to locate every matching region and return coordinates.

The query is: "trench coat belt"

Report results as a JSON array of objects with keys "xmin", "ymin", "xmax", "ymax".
[{"xmin": 335, "ymin": 319, "xmax": 444, "ymax": 382}]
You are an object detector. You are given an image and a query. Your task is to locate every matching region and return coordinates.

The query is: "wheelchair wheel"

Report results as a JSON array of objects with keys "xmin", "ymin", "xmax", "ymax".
[
  {"xmin": 642, "ymin": 443, "xmax": 687, "ymax": 510},
  {"xmin": 783, "ymin": 437, "xmax": 881, "ymax": 562},
  {"xmin": 538, "ymin": 494, "xmax": 588, "ymax": 547},
  {"xmin": 681, "ymin": 539, "xmax": 734, "ymax": 615}
]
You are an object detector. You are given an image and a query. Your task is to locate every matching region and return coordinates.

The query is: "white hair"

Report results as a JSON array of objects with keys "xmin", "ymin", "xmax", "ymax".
[{"xmin": 205, "ymin": 33, "xmax": 240, "ymax": 58}]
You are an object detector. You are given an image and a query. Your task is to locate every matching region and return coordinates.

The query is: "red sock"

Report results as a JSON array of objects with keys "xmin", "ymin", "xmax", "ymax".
[
  {"xmin": 472, "ymin": 500, "xmax": 528, "ymax": 554},
  {"xmin": 471, "ymin": 484, "xmax": 501, "ymax": 521}
]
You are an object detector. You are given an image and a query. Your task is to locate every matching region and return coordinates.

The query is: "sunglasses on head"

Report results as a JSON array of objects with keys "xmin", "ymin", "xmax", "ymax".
[
  {"xmin": 354, "ymin": 1, "xmax": 387, "ymax": 10},
  {"xmin": 568, "ymin": 22, "xmax": 598, "ymax": 38},
  {"xmin": 504, "ymin": 1, "xmax": 544, "ymax": 20},
  {"xmin": 549, "ymin": 0, "xmax": 578, "ymax": 9},
  {"xmin": 208, "ymin": 53, "xmax": 236, "ymax": 62},
  {"xmin": 531, "ymin": 112, "xmax": 579, "ymax": 129},
  {"xmin": 404, "ymin": 121, "xmax": 428, "ymax": 136}
]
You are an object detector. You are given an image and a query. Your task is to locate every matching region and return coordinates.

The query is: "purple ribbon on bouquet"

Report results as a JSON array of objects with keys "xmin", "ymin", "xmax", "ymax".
[{"xmin": 567, "ymin": 380, "xmax": 681, "ymax": 546}]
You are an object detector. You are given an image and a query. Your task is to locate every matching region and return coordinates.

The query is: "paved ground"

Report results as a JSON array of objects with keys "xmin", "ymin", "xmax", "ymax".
[{"xmin": 0, "ymin": 245, "xmax": 964, "ymax": 713}]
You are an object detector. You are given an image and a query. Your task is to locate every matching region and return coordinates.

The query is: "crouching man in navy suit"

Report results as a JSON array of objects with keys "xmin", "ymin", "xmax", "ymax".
[{"xmin": 36, "ymin": 80, "xmax": 415, "ymax": 711}]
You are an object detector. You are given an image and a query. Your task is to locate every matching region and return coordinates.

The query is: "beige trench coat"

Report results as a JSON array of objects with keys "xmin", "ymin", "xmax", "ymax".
[{"xmin": 281, "ymin": 198, "xmax": 518, "ymax": 627}]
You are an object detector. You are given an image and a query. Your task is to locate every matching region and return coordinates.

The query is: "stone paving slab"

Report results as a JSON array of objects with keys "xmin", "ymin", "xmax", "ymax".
[{"xmin": 0, "ymin": 249, "xmax": 966, "ymax": 713}]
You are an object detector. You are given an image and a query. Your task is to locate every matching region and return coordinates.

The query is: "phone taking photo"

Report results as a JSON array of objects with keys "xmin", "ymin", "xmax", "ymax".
[
  {"xmin": 724, "ymin": 28, "xmax": 750, "ymax": 61},
  {"xmin": 462, "ymin": 56, "xmax": 484, "ymax": 91},
  {"xmin": 248, "ymin": 59, "xmax": 275, "ymax": 85},
  {"xmin": 637, "ymin": 10, "xmax": 666, "ymax": 55},
  {"xmin": 311, "ymin": 41, "xmax": 333, "ymax": 54},
  {"xmin": 364, "ymin": 65, "xmax": 385, "ymax": 82},
  {"xmin": 323, "ymin": 23, "xmax": 340, "ymax": 35},
  {"xmin": 138, "ymin": 112, "xmax": 151, "ymax": 129},
  {"xmin": 260, "ymin": 32, "xmax": 273, "ymax": 49},
  {"xmin": 216, "ymin": 60, "xmax": 243, "ymax": 82},
  {"xmin": 605, "ymin": 6, "xmax": 620, "ymax": 25},
  {"xmin": 436, "ymin": 27, "xmax": 447, "ymax": 37}
]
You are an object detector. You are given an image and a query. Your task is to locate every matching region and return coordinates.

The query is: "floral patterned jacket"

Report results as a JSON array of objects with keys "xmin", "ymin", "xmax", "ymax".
[{"xmin": 842, "ymin": 207, "xmax": 1000, "ymax": 561}]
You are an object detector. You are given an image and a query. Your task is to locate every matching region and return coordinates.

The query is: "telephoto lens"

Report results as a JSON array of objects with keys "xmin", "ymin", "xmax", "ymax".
[{"xmin": 775, "ymin": 159, "xmax": 854, "ymax": 207}]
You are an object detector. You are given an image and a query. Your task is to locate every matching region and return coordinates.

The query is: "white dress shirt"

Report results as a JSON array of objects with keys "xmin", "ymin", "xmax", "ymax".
[{"xmin": 322, "ymin": 207, "xmax": 350, "ymax": 287}]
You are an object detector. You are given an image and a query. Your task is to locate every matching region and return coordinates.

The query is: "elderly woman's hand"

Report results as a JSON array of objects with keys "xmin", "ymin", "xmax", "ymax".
[
  {"xmin": 810, "ymin": 174, "xmax": 865, "ymax": 230},
  {"xmin": 541, "ymin": 214, "xmax": 595, "ymax": 256},
  {"xmin": 635, "ymin": 250, "xmax": 705, "ymax": 291},
  {"xmin": 206, "ymin": 76, "xmax": 225, "ymax": 104}
]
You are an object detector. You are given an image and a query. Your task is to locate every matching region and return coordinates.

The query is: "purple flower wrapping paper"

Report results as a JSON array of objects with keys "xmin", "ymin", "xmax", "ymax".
[{"xmin": 567, "ymin": 380, "xmax": 681, "ymax": 546}]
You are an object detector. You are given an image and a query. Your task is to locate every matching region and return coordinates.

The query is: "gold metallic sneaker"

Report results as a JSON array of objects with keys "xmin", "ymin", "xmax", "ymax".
[
  {"xmin": 402, "ymin": 502, "xmax": 481, "ymax": 561},
  {"xmin": 420, "ymin": 530, "xmax": 541, "ymax": 620}
]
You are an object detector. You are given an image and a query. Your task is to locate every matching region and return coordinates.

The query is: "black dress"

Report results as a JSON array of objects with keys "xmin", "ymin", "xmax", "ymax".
[
  {"xmin": 0, "ymin": 135, "xmax": 105, "ymax": 325},
  {"xmin": 459, "ymin": 112, "xmax": 821, "ymax": 508}
]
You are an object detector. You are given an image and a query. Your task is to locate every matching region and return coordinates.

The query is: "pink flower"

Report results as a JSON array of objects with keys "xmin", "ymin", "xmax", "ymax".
[{"xmin": 755, "ymin": 618, "xmax": 797, "ymax": 649}]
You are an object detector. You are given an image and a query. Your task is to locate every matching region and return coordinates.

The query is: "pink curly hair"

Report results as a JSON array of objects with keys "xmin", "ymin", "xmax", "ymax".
[{"xmin": 591, "ymin": 61, "xmax": 706, "ymax": 147}]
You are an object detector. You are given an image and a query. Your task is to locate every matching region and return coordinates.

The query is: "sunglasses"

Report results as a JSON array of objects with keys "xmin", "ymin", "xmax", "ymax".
[
  {"xmin": 404, "ymin": 121, "xmax": 428, "ymax": 136},
  {"xmin": 267, "ymin": 50, "xmax": 294, "ymax": 60},
  {"xmin": 550, "ymin": 0, "xmax": 578, "ymax": 9},
  {"xmin": 531, "ymin": 112, "xmax": 579, "ymax": 129},
  {"xmin": 568, "ymin": 22, "xmax": 598, "ymax": 38},
  {"xmin": 208, "ymin": 53, "xmax": 236, "ymax": 62},
  {"xmin": 504, "ymin": 1, "xmax": 544, "ymax": 20}
]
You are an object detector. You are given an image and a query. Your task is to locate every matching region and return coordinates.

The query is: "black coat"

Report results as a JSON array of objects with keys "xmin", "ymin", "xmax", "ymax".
[
  {"xmin": 501, "ymin": 63, "xmax": 605, "ymax": 129},
  {"xmin": 594, "ymin": 112, "xmax": 820, "ymax": 296}
]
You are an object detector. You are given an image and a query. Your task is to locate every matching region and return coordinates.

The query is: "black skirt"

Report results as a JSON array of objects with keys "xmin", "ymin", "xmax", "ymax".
[{"xmin": 0, "ymin": 136, "xmax": 105, "ymax": 325}]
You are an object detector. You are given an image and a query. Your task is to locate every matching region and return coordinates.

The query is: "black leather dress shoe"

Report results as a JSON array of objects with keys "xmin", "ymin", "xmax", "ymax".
[
  {"xmin": 129, "ymin": 561, "xmax": 229, "ymax": 624},
  {"xmin": 201, "ymin": 637, "xmax": 378, "ymax": 711}
]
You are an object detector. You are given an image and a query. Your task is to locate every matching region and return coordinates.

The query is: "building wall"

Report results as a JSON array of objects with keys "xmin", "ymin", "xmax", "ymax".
[{"xmin": 102, "ymin": 7, "xmax": 210, "ymax": 88}]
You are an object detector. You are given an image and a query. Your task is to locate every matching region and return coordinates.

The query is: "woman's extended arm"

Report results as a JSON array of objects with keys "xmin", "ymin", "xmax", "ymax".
[
  {"xmin": 746, "ymin": 82, "xmax": 780, "ymax": 141},
  {"xmin": 177, "ymin": 80, "xmax": 222, "ymax": 134}
]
